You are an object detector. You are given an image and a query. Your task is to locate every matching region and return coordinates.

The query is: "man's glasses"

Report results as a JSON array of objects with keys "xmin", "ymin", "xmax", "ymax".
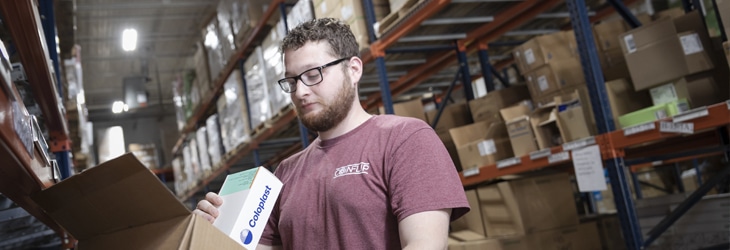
[{"xmin": 277, "ymin": 57, "xmax": 350, "ymax": 93}]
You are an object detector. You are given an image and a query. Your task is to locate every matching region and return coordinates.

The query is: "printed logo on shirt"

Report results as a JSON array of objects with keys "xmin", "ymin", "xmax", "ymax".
[{"xmin": 333, "ymin": 162, "xmax": 370, "ymax": 178}]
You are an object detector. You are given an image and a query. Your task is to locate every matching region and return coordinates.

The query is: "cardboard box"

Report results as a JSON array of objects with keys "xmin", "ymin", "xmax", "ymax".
[
  {"xmin": 244, "ymin": 47, "xmax": 272, "ymax": 130},
  {"xmin": 653, "ymin": 7, "xmax": 685, "ymax": 20},
  {"xmin": 426, "ymin": 102, "xmax": 472, "ymax": 135},
  {"xmin": 605, "ymin": 78, "xmax": 652, "ymax": 128},
  {"xmin": 468, "ymin": 85, "xmax": 530, "ymax": 123},
  {"xmin": 31, "ymin": 154, "xmax": 244, "ymax": 249},
  {"xmin": 556, "ymin": 104, "xmax": 592, "ymax": 144},
  {"xmin": 450, "ymin": 190, "xmax": 487, "ymax": 236},
  {"xmin": 449, "ymin": 231, "xmax": 505, "ymax": 250},
  {"xmin": 513, "ymin": 31, "xmax": 577, "ymax": 73},
  {"xmin": 213, "ymin": 167, "xmax": 283, "ymax": 248},
  {"xmin": 525, "ymin": 58, "xmax": 585, "ymax": 105},
  {"xmin": 450, "ymin": 122, "xmax": 513, "ymax": 170},
  {"xmin": 314, "ymin": 0, "xmax": 370, "ymax": 50},
  {"xmin": 218, "ymin": 69, "xmax": 252, "ymax": 152},
  {"xmin": 649, "ymin": 73, "xmax": 719, "ymax": 107},
  {"xmin": 476, "ymin": 173, "xmax": 579, "ymax": 237},
  {"xmin": 621, "ymin": 11, "xmax": 714, "ymax": 90},
  {"xmin": 382, "ymin": 98, "xmax": 427, "ymax": 122},
  {"xmin": 618, "ymin": 99, "xmax": 690, "ymax": 128},
  {"xmin": 530, "ymin": 106, "xmax": 561, "ymax": 149},
  {"xmin": 500, "ymin": 102, "xmax": 538, "ymax": 157},
  {"xmin": 593, "ymin": 13, "xmax": 652, "ymax": 52},
  {"xmin": 718, "ymin": 0, "xmax": 730, "ymax": 40},
  {"xmin": 530, "ymin": 222, "xmax": 602, "ymax": 250}
]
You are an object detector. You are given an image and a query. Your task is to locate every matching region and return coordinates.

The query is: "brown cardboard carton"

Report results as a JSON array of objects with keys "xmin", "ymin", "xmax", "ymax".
[
  {"xmin": 426, "ymin": 102, "xmax": 472, "ymax": 135},
  {"xmin": 451, "ymin": 122, "xmax": 513, "ymax": 170},
  {"xmin": 556, "ymin": 105, "xmax": 592, "ymax": 144},
  {"xmin": 525, "ymin": 58, "xmax": 585, "ymax": 103},
  {"xmin": 530, "ymin": 222, "xmax": 602, "ymax": 250},
  {"xmin": 653, "ymin": 7, "xmax": 685, "ymax": 20},
  {"xmin": 450, "ymin": 190, "xmax": 487, "ymax": 236},
  {"xmin": 530, "ymin": 105, "xmax": 561, "ymax": 149},
  {"xmin": 649, "ymin": 73, "xmax": 720, "ymax": 107},
  {"xmin": 436, "ymin": 131, "xmax": 462, "ymax": 171},
  {"xmin": 477, "ymin": 173, "xmax": 579, "ymax": 237},
  {"xmin": 381, "ymin": 98, "xmax": 427, "ymax": 122},
  {"xmin": 448, "ymin": 232, "xmax": 504, "ymax": 250},
  {"xmin": 718, "ymin": 0, "xmax": 730, "ymax": 39},
  {"xmin": 31, "ymin": 153, "xmax": 244, "ymax": 249},
  {"xmin": 605, "ymin": 78, "xmax": 652, "ymax": 128},
  {"xmin": 593, "ymin": 13, "xmax": 652, "ymax": 52},
  {"xmin": 500, "ymin": 102, "xmax": 538, "ymax": 156},
  {"xmin": 621, "ymin": 11, "xmax": 714, "ymax": 90},
  {"xmin": 513, "ymin": 31, "xmax": 577, "ymax": 73},
  {"xmin": 468, "ymin": 85, "xmax": 530, "ymax": 123}
]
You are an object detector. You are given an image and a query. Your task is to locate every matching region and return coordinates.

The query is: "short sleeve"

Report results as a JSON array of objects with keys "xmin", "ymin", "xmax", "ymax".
[{"xmin": 387, "ymin": 126, "xmax": 470, "ymax": 222}]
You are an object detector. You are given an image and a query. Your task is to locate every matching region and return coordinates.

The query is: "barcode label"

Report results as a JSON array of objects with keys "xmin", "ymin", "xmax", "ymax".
[
  {"xmin": 659, "ymin": 121, "xmax": 694, "ymax": 134},
  {"xmin": 548, "ymin": 151, "xmax": 570, "ymax": 164},
  {"xmin": 525, "ymin": 49, "xmax": 536, "ymax": 65},
  {"xmin": 477, "ymin": 140, "xmax": 497, "ymax": 156},
  {"xmin": 673, "ymin": 106, "xmax": 708, "ymax": 123},
  {"xmin": 463, "ymin": 168, "xmax": 480, "ymax": 177},
  {"xmin": 562, "ymin": 137, "xmax": 596, "ymax": 151},
  {"xmin": 624, "ymin": 34, "xmax": 637, "ymax": 53},
  {"xmin": 538, "ymin": 75, "xmax": 549, "ymax": 91},
  {"xmin": 624, "ymin": 122, "xmax": 656, "ymax": 136},
  {"xmin": 679, "ymin": 33, "xmax": 703, "ymax": 55},
  {"xmin": 529, "ymin": 149, "xmax": 552, "ymax": 160},
  {"xmin": 497, "ymin": 157, "xmax": 522, "ymax": 169}
]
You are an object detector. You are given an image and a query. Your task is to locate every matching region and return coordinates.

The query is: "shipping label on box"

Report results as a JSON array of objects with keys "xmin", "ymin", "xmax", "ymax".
[{"xmin": 213, "ymin": 167, "xmax": 283, "ymax": 248}]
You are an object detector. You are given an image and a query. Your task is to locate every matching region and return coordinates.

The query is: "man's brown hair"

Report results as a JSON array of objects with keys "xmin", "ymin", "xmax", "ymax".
[{"xmin": 280, "ymin": 18, "xmax": 360, "ymax": 59}]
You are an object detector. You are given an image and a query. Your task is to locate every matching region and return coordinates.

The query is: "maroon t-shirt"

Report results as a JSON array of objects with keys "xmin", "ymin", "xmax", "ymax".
[{"xmin": 259, "ymin": 115, "xmax": 470, "ymax": 249}]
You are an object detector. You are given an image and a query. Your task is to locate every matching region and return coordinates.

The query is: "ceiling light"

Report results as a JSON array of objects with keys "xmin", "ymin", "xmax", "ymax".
[
  {"xmin": 112, "ymin": 101, "xmax": 125, "ymax": 114},
  {"xmin": 122, "ymin": 28, "xmax": 137, "ymax": 51}
]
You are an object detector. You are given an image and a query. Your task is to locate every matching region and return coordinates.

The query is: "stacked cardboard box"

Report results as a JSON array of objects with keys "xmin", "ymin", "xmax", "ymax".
[
  {"xmin": 467, "ymin": 85, "xmax": 530, "ymax": 123},
  {"xmin": 128, "ymin": 143, "xmax": 159, "ymax": 170},
  {"xmin": 217, "ymin": 69, "xmax": 252, "ymax": 153},
  {"xmin": 382, "ymin": 98, "xmax": 427, "ymax": 122},
  {"xmin": 592, "ymin": 13, "xmax": 652, "ymax": 81},
  {"xmin": 449, "ymin": 121, "xmax": 512, "ymax": 171},
  {"xmin": 206, "ymin": 114, "xmax": 225, "ymax": 168},
  {"xmin": 244, "ymin": 47, "xmax": 272, "ymax": 131},
  {"xmin": 313, "ymin": 0, "xmax": 371, "ymax": 50},
  {"xmin": 195, "ymin": 127, "xmax": 212, "ymax": 174},
  {"xmin": 449, "ymin": 173, "xmax": 602, "ymax": 249},
  {"xmin": 637, "ymin": 193, "xmax": 730, "ymax": 249},
  {"xmin": 263, "ymin": 22, "xmax": 291, "ymax": 116},
  {"xmin": 426, "ymin": 102, "xmax": 473, "ymax": 171},
  {"xmin": 230, "ymin": 0, "xmax": 273, "ymax": 48},
  {"xmin": 619, "ymin": 11, "xmax": 719, "ymax": 110}
]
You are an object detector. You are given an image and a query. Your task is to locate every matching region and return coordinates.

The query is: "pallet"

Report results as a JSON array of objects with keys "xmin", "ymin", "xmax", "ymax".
[
  {"xmin": 266, "ymin": 105, "xmax": 294, "ymax": 126},
  {"xmin": 250, "ymin": 121, "xmax": 272, "ymax": 138},
  {"xmin": 378, "ymin": 0, "xmax": 428, "ymax": 36}
]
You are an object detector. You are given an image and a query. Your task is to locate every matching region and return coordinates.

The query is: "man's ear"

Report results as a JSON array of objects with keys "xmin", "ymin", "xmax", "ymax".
[{"xmin": 348, "ymin": 56, "xmax": 363, "ymax": 85}]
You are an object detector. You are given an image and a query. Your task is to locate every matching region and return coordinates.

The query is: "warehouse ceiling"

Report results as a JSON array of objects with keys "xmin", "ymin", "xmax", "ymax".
[{"xmin": 69, "ymin": 0, "xmax": 218, "ymax": 117}]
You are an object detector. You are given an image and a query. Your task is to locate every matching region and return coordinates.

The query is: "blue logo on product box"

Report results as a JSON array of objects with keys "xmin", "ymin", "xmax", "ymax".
[{"xmin": 240, "ymin": 229, "xmax": 253, "ymax": 244}]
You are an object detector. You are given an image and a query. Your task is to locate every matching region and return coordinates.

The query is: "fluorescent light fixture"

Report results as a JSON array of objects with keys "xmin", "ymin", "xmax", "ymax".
[
  {"xmin": 112, "ymin": 101, "xmax": 125, "ymax": 113},
  {"xmin": 122, "ymin": 28, "xmax": 137, "ymax": 51}
]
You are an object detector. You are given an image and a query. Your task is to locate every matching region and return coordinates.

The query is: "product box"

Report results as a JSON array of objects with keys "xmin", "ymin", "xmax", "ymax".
[
  {"xmin": 592, "ymin": 13, "xmax": 652, "ymax": 52},
  {"xmin": 206, "ymin": 114, "xmax": 225, "ymax": 168},
  {"xmin": 449, "ymin": 122, "xmax": 513, "ymax": 170},
  {"xmin": 468, "ymin": 85, "xmax": 530, "ymax": 123},
  {"xmin": 618, "ymin": 98, "xmax": 690, "ymax": 128},
  {"xmin": 203, "ymin": 18, "xmax": 226, "ymax": 82},
  {"xmin": 244, "ymin": 47, "xmax": 272, "ymax": 130},
  {"xmin": 605, "ymin": 78, "xmax": 652, "ymax": 128},
  {"xmin": 314, "ymin": 0, "xmax": 370, "ymax": 50},
  {"xmin": 620, "ymin": 11, "xmax": 714, "ymax": 90},
  {"xmin": 30, "ymin": 153, "xmax": 243, "ymax": 249},
  {"xmin": 213, "ymin": 167, "xmax": 283, "ymax": 248},
  {"xmin": 476, "ymin": 173, "xmax": 580, "ymax": 237},
  {"xmin": 426, "ymin": 102, "xmax": 472, "ymax": 135},
  {"xmin": 500, "ymin": 101, "xmax": 538, "ymax": 157},
  {"xmin": 512, "ymin": 31, "xmax": 577, "ymax": 73},
  {"xmin": 649, "ymin": 73, "xmax": 720, "ymax": 107},
  {"xmin": 381, "ymin": 98, "xmax": 427, "ymax": 122},
  {"xmin": 525, "ymin": 58, "xmax": 585, "ymax": 101},
  {"xmin": 450, "ymin": 190, "xmax": 486, "ymax": 236},
  {"xmin": 196, "ymin": 127, "xmax": 212, "ymax": 174},
  {"xmin": 218, "ymin": 69, "xmax": 252, "ymax": 152}
]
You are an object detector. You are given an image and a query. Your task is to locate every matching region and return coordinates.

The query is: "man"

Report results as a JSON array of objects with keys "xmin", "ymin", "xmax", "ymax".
[{"xmin": 194, "ymin": 18, "xmax": 469, "ymax": 249}]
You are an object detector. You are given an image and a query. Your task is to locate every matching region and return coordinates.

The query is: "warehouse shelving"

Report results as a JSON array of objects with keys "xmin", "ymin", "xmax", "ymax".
[{"xmin": 0, "ymin": 0, "xmax": 74, "ymax": 246}]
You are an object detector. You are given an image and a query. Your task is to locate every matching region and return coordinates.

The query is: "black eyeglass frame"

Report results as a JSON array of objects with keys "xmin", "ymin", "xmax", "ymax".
[{"xmin": 277, "ymin": 57, "xmax": 350, "ymax": 93}]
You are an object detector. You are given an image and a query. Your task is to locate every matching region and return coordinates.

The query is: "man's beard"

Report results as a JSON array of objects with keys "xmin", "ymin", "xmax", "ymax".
[{"xmin": 296, "ymin": 76, "xmax": 355, "ymax": 132}]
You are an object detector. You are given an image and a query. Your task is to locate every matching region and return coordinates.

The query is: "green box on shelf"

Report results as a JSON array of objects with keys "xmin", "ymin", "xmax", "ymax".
[{"xmin": 618, "ymin": 99, "xmax": 690, "ymax": 128}]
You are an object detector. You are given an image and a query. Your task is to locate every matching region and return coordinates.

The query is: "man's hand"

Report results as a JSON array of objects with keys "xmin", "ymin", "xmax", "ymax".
[{"xmin": 192, "ymin": 192, "xmax": 223, "ymax": 223}]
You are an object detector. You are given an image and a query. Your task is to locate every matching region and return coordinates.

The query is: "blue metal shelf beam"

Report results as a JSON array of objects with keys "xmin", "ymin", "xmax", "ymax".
[
  {"xmin": 477, "ymin": 49, "xmax": 495, "ymax": 92},
  {"xmin": 606, "ymin": 0, "xmax": 642, "ymax": 28}
]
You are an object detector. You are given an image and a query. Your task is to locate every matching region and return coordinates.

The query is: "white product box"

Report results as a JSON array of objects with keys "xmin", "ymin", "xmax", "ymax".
[{"xmin": 213, "ymin": 167, "xmax": 283, "ymax": 248}]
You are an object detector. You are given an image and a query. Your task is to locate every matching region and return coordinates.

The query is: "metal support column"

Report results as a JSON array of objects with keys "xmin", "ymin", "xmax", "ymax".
[
  {"xmin": 38, "ymin": 0, "xmax": 63, "ymax": 95},
  {"xmin": 713, "ymin": 0, "xmax": 728, "ymax": 41},
  {"xmin": 430, "ymin": 70, "xmax": 461, "ymax": 129},
  {"xmin": 693, "ymin": 159, "xmax": 703, "ymax": 186},
  {"xmin": 361, "ymin": 0, "xmax": 378, "ymax": 44},
  {"xmin": 279, "ymin": 3, "xmax": 310, "ymax": 147},
  {"xmin": 673, "ymin": 163, "xmax": 686, "ymax": 193},
  {"xmin": 54, "ymin": 151, "xmax": 72, "ymax": 180},
  {"xmin": 606, "ymin": 0, "xmax": 643, "ymax": 28},
  {"xmin": 630, "ymin": 172, "xmax": 643, "ymax": 199},
  {"xmin": 568, "ymin": 0, "xmax": 642, "ymax": 249},
  {"xmin": 376, "ymin": 57, "xmax": 395, "ymax": 114},
  {"xmin": 477, "ymin": 45, "xmax": 495, "ymax": 92},
  {"xmin": 455, "ymin": 44, "xmax": 474, "ymax": 101}
]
